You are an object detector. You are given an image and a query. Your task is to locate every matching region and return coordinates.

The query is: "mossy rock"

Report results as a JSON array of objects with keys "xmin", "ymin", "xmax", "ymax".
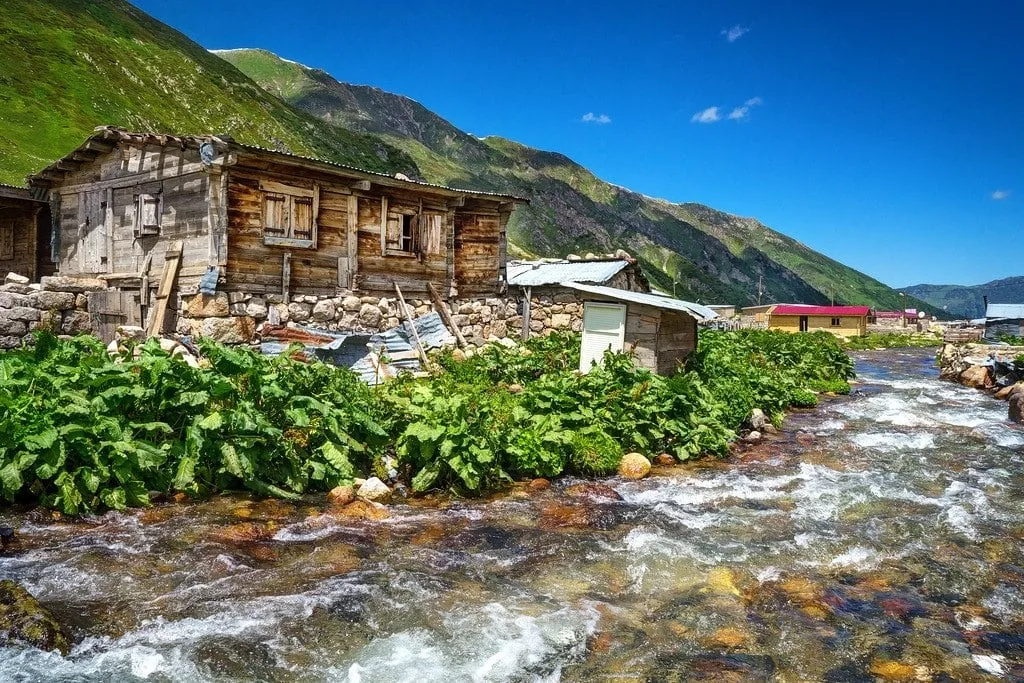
[{"xmin": 0, "ymin": 580, "xmax": 70, "ymax": 655}]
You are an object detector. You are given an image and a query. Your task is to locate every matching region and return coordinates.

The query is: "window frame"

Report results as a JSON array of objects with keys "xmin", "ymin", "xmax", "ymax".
[
  {"xmin": 260, "ymin": 180, "xmax": 318, "ymax": 249},
  {"xmin": 830, "ymin": 317, "xmax": 842, "ymax": 327},
  {"xmin": 134, "ymin": 193, "xmax": 162, "ymax": 237}
]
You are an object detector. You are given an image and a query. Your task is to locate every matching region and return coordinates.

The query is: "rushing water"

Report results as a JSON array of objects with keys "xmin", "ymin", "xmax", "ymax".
[{"xmin": 2, "ymin": 348, "xmax": 1024, "ymax": 681}]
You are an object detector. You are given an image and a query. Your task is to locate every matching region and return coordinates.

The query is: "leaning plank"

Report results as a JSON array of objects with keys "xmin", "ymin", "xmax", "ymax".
[
  {"xmin": 147, "ymin": 241, "xmax": 182, "ymax": 337},
  {"xmin": 395, "ymin": 282, "xmax": 430, "ymax": 368},
  {"xmin": 427, "ymin": 281, "xmax": 468, "ymax": 348}
]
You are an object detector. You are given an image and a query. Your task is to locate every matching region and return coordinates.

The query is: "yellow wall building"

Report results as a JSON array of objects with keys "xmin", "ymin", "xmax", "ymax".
[{"xmin": 766, "ymin": 305, "xmax": 870, "ymax": 337}]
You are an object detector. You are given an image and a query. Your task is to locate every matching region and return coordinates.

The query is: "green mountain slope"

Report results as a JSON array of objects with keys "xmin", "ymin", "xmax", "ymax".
[
  {"xmin": 218, "ymin": 48, "xmax": 941, "ymax": 313},
  {"xmin": 904, "ymin": 276, "xmax": 1024, "ymax": 319},
  {"xmin": 0, "ymin": 0, "xmax": 415, "ymax": 183}
]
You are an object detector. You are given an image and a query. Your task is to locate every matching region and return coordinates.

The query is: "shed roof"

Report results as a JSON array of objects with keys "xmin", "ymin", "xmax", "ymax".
[
  {"xmin": 772, "ymin": 305, "xmax": 871, "ymax": 316},
  {"xmin": 506, "ymin": 259, "xmax": 630, "ymax": 287},
  {"xmin": 29, "ymin": 127, "xmax": 528, "ymax": 203},
  {"xmin": 986, "ymin": 303, "xmax": 1024, "ymax": 319},
  {"xmin": 560, "ymin": 282, "xmax": 719, "ymax": 322},
  {"xmin": 0, "ymin": 183, "xmax": 43, "ymax": 202}
]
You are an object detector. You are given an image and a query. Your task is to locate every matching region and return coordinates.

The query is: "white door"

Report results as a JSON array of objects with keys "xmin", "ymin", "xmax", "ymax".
[{"xmin": 579, "ymin": 302, "xmax": 626, "ymax": 373}]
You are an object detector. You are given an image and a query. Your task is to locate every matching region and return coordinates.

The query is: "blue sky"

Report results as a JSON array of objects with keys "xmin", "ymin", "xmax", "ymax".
[{"xmin": 133, "ymin": 0, "xmax": 1022, "ymax": 287}]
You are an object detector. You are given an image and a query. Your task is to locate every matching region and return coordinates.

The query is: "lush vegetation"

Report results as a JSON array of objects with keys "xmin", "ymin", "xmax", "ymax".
[
  {"xmin": 844, "ymin": 332, "xmax": 944, "ymax": 350},
  {"xmin": 995, "ymin": 334, "xmax": 1024, "ymax": 346},
  {"xmin": 0, "ymin": 330, "xmax": 853, "ymax": 514}
]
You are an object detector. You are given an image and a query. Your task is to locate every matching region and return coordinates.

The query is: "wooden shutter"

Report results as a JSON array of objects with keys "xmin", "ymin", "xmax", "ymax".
[
  {"xmin": 579, "ymin": 302, "xmax": 626, "ymax": 373},
  {"xmin": 385, "ymin": 212, "xmax": 403, "ymax": 250},
  {"xmin": 423, "ymin": 214, "xmax": 443, "ymax": 255},
  {"xmin": 292, "ymin": 196, "xmax": 313, "ymax": 240},
  {"xmin": 0, "ymin": 220, "xmax": 13, "ymax": 260},
  {"xmin": 264, "ymin": 194, "xmax": 288, "ymax": 236},
  {"xmin": 138, "ymin": 194, "xmax": 160, "ymax": 234}
]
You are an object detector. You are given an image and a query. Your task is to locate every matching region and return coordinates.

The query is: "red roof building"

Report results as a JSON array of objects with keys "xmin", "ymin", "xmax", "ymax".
[{"xmin": 766, "ymin": 304, "xmax": 870, "ymax": 337}]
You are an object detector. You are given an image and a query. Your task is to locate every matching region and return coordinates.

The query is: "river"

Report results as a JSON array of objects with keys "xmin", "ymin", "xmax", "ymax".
[{"xmin": 1, "ymin": 348, "xmax": 1023, "ymax": 681}]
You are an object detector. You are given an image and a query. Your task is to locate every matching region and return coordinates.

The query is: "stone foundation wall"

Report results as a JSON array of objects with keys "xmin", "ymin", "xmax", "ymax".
[
  {"xmin": 175, "ymin": 287, "xmax": 595, "ymax": 345},
  {"xmin": 0, "ymin": 274, "xmax": 97, "ymax": 349}
]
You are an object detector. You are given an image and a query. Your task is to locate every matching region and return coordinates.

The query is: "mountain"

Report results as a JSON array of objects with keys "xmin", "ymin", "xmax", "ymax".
[
  {"xmin": 218, "ymin": 49, "xmax": 942, "ymax": 314},
  {"xmin": 903, "ymin": 276, "xmax": 1024, "ymax": 319},
  {"xmin": 0, "ymin": 0, "xmax": 941, "ymax": 313},
  {"xmin": 0, "ymin": 0, "xmax": 414, "ymax": 183}
]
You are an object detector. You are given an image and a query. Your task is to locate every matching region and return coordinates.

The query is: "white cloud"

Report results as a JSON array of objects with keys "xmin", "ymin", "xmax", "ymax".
[
  {"xmin": 727, "ymin": 96, "xmax": 764, "ymax": 120},
  {"xmin": 582, "ymin": 112, "xmax": 611, "ymax": 124},
  {"xmin": 722, "ymin": 25, "xmax": 749, "ymax": 42},
  {"xmin": 691, "ymin": 106, "xmax": 721, "ymax": 124},
  {"xmin": 991, "ymin": 189, "xmax": 1011, "ymax": 200}
]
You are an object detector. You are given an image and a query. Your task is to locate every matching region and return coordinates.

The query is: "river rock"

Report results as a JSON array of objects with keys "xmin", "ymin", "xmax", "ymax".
[
  {"xmin": 654, "ymin": 453, "xmax": 676, "ymax": 466},
  {"xmin": 763, "ymin": 424, "xmax": 779, "ymax": 435},
  {"xmin": 333, "ymin": 500, "xmax": 389, "ymax": 520},
  {"xmin": 564, "ymin": 482, "xmax": 623, "ymax": 501},
  {"xmin": 527, "ymin": 478, "xmax": 551, "ymax": 491},
  {"xmin": 618, "ymin": 452, "xmax": 651, "ymax": 480},
  {"xmin": 994, "ymin": 384, "xmax": 1017, "ymax": 400},
  {"xmin": 1010, "ymin": 389, "xmax": 1024, "ymax": 424},
  {"xmin": 0, "ymin": 580, "xmax": 70, "ymax": 655},
  {"xmin": 960, "ymin": 364, "xmax": 991, "ymax": 389},
  {"xmin": 356, "ymin": 477, "xmax": 392, "ymax": 503},
  {"xmin": 326, "ymin": 485, "xmax": 355, "ymax": 507},
  {"xmin": 748, "ymin": 408, "xmax": 768, "ymax": 430},
  {"xmin": 744, "ymin": 430, "xmax": 762, "ymax": 443}
]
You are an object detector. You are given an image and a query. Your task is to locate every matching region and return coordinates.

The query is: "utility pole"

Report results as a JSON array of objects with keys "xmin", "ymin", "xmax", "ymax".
[{"xmin": 756, "ymin": 274, "xmax": 764, "ymax": 306}]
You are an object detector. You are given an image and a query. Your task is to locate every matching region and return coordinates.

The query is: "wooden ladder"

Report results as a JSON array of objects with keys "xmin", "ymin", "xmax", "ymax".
[{"xmin": 147, "ymin": 241, "xmax": 183, "ymax": 337}]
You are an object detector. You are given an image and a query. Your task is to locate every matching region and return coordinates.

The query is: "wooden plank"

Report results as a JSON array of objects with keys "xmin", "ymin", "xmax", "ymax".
[
  {"xmin": 427, "ymin": 281, "xmax": 468, "ymax": 348},
  {"xmin": 347, "ymin": 194, "xmax": 358, "ymax": 287},
  {"xmin": 394, "ymin": 282, "xmax": 430, "ymax": 368},
  {"xmin": 281, "ymin": 252, "xmax": 291, "ymax": 300},
  {"xmin": 379, "ymin": 196, "xmax": 388, "ymax": 256},
  {"xmin": 337, "ymin": 256, "xmax": 350, "ymax": 288},
  {"xmin": 147, "ymin": 241, "xmax": 182, "ymax": 337}
]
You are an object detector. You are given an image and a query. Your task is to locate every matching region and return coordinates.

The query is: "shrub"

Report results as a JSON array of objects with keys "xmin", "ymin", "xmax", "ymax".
[{"xmin": 568, "ymin": 429, "xmax": 623, "ymax": 476}]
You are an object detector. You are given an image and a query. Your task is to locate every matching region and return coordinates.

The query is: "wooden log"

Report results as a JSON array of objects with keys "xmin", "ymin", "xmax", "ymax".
[
  {"xmin": 427, "ymin": 281, "xmax": 468, "ymax": 348},
  {"xmin": 147, "ymin": 241, "xmax": 182, "ymax": 337},
  {"xmin": 394, "ymin": 282, "xmax": 430, "ymax": 368}
]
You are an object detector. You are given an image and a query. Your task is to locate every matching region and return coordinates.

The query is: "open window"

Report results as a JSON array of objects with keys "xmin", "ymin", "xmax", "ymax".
[
  {"xmin": 261, "ymin": 181, "xmax": 317, "ymax": 248},
  {"xmin": 135, "ymin": 193, "xmax": 161, "ymax": 236},
  {"xmin": 830, "ymin": 317, "xmax": 841, "ymax": 327},
  {"xmin": 382, "ymin": 203, "xmax": 444, "ymax": 257}
]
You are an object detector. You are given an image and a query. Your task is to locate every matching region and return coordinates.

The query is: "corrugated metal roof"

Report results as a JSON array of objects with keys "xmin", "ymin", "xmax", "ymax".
[
  {"xmin": 772, "ymin": 305, "xmax": 870, "ymax": 316},
  {"xmin": 560, "ymin": 282, "xmax": 719, "ymax": 322},
  {"xmin": 261, "ymin": 312, "xmax": 455, "ymax": 385},
  {"xmin": 506, "ymin": 259, "xmax": 630, "ymax": 287},
  {"xmin": 986, "ymin": 303, "xmax": 1024, "ymax": 319}
]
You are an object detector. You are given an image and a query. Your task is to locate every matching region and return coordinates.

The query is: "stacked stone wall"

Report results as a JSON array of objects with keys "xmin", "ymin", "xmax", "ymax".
[
  {"xmin": 0, "ymin": 274, "xmax": 98, "ymax": 349},
  {"xmin": 176, "ymin": 287, "xmax": 597, "ymax": 345}
]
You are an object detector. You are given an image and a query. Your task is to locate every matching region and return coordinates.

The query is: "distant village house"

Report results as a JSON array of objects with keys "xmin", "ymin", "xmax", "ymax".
[
  {"xmin": 984, "ymin": 303, "xmax": 1024, "ymax": 340},
  {"xmin": 741, "ymin": 304, "xmax": 870, "ymax": 337}
]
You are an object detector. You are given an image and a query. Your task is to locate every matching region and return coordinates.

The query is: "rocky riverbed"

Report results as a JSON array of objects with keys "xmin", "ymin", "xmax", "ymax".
[{"xmin": 1, "ymin": 347, "xmax": 1023, "ymax": 680}]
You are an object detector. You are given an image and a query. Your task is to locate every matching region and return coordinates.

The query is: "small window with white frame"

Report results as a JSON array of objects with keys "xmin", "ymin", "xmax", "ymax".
[
  {"xmin": 831, "ymin": 317, "xmax": 841, "ymax": 327},
  {"xmin": 261, "ymin": 181, "xmax": 317, "ymax": 248}
]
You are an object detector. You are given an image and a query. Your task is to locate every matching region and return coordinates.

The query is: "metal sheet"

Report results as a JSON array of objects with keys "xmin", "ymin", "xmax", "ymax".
[
  {"xmin": 558, "ymin": 282, "xmax": 719, "ymax": 322},
  {"xmin": 506, "ymin": 259, "xmax": 629, "ymax": 287}
]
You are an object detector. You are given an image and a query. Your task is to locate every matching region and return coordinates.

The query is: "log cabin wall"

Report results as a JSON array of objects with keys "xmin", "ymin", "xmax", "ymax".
[
  {"xmin": 224, "ymin": 155, "xmax": 512, "ymax": 299},
  {"xmin": 0, "ymin": 194, "xmax": 43, "ymax": 281},
  {"xmin": 47, "ymin": 143, "xmax": 215, "ymax": 289}
]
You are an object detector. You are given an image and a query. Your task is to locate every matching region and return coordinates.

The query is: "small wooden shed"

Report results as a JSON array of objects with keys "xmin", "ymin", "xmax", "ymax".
[
  {"xmin": 0, "ymin": 184, "xmax": 54, "ymax": 282},
  {"xmin": 562, "ymin": 282, "xmax": 718, "ymax": 375}
]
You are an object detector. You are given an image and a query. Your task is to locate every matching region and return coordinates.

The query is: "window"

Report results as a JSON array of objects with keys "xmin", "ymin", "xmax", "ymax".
[
  {"xmin": 135, "ymin": 193, "xmax": 160, "ymax": 236},
  {"xmin": 261, "ymin": 181, "xmax": 317, "ymax": 248},
  {"xmin": 382, "ymin": 204, "xmax": 444, "ymax": 257},
  {"xmin": 831, "ymin": 317, "xmax": 841, "ymax": 327}
]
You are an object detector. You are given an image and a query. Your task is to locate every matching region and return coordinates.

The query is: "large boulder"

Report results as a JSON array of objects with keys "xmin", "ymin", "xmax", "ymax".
[
  {"xmin": 326, "ymin": 485, "xmax": 355, "ymax": 507},
  {"xmin": 185, "ymin": 293, "xmax": 230, "ymax": 318},
  {"xmin": 195, "ymin": 316, "xmax": 256, "ymax": 344},
  {"xmin": 39, "ymin": 276, "xmax": 105, "ymax": 293},
  {"xmin": 618, "ymin": 452, "xmax": 651, "ymax": 480},
  {"xmin": 312, "ymin": 299, "xmax": 336, "ymax": 323},
  {"xmin": 28, "ymin": 291, "xmax": 76, "ymax": 311},
  {"xmin": 356, "ymin": 477, "xmax": 392, "ymax": 503},
  {"xmin": 960, "ymin": 364, "xmax": 992, "ymax": 389},
  {"xmin": 4, "ymin": 272, "xmax": 29, "ymax": 286},
  {"xmin": 748, "ymin": 408, "xmax": 768, "ymax": 430},
  {"xmin": 1010, "ymin": 387, "xmax": 1024, "ymax": 424},
  {"xmin": 0, "ymin": 580, "xmax": 70, "ymax": 655}
]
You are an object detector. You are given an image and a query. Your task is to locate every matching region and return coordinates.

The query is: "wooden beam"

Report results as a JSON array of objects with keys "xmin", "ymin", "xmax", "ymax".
[
  {"xmin": 281, "ymin": 252, "xmax": 291, "ymax": 301},
  {"xmin": 395, "ymin": 282, "xmax": 430, "ymax": 368},
  {"xmin": 351, "ymin": 180, "xmax": 371, "ymax": 192},
  {"xmin": 147, "ymin": 242, "xmax": 182, "ymax": 337},
  {"xmin": 427, "ymin": 281, "xmax": 467, "ymax": 348},
  {"xmin": 346, "ymin": 194, "xmax": 358, "ymax": 288},
  {"xmin": 379, "ymin": 195, "xmax": 388, "ymax": 256},
  {"xmin": 521, "ymin": 286, "xmax": 532, "ymax": 341},
  {"xmin": 104, "ymin": 187, "xmax": 114, "ymax": 273}
]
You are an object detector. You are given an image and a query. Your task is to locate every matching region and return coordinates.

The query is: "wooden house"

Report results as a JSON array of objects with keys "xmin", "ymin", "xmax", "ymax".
[
  {"xmin": 984, "ymin": 303, "xmax": 1024, "ymax": 340},
  {"xmin": 563, "ymin": 283, "xmax": 718, "ymax": 375},
  {"xmin": 766, "ymin": 304, "xmax": 870, "ymax": 337},
  {"xmin": 28, "ymin": 127, "xmax": 526, "ymax": 337},
  {"xmin": 0, "ymin": 184, "xmax": 55, "ymax": 282}
]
